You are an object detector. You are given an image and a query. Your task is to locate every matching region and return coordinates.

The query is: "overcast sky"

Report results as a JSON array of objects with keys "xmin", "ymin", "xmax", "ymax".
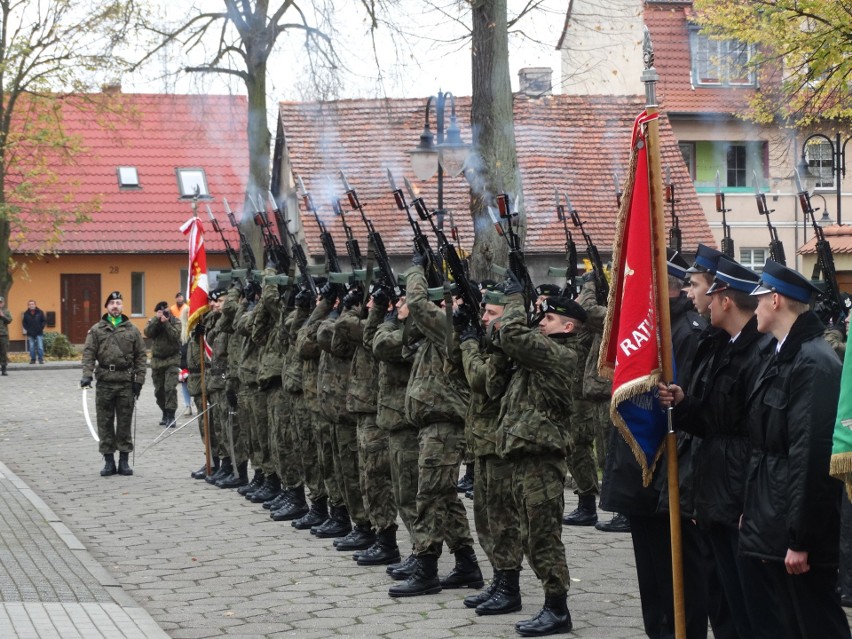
[{"xmin": 122, "ymin": 1, "xmax": 566, "ymax": 101}]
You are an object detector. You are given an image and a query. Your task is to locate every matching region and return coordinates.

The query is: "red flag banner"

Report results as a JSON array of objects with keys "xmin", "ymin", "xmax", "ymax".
[
  {"xmin": 180, "ymin": 216, "xmax": 209, "ymax": 333},
  {"xmin": 599, "ymin": 111, "xmax": 668, "ymax": 486}
]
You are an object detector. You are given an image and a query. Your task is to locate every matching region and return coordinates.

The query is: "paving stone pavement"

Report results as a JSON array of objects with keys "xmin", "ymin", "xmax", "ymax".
[{"xmin": 0, "ymin": 366, "xmax": 675, "ymax": 638}]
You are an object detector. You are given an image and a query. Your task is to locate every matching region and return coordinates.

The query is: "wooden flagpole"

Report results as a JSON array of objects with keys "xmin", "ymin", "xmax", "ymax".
[
  {"xmin": 192, "ymin": 192, "xmax": 213, "ymax": 476},
  {"xmin": 642, "ymin": 27, "xmax": 685, "ymax": 639}
]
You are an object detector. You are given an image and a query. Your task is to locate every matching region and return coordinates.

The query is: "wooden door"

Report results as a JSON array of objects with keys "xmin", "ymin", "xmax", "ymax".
[{"xmin": 61, "ymin": 274, "xmax": 101, "ymax": 343}]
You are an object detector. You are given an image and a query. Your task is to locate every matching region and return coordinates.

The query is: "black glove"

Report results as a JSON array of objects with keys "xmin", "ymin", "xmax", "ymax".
[
  {"xmin": 459, "ymin": 324, "xmax": 480, "ymax": 344},
  {"xmin": 411, "ymin": 247, "xmax": 428, "ymax": 268},
  {"xmin": 371, "ymin": 285, "xmax": 390, "ymax": 309},
  {"xmin": 192, "ymin": 322, "xmax": 205, "ymax": 339},
  {"xmin": 503, "ymin": 269, "xmax": 524, "ymax": 296},
  {"xmin": 294, "ymin": 288, "xmax": 313, "ymax": 309},
  {"xmin": 226, "ymin": 389, "xmax": 238, "ymax": 409},
  {"xmin": 342, "ymin": 288, "xmax": 363, "ymax": 310},
  {"xmin": 80, "ymin": 376, "xmax": 92, "ymax": 389},
  {"xmin": 582, "ymin": 271, "xmax": 595, "ymax": 283},
  {"xmin": 131, "ymin": 381, "xmax": 142, "ymax": 399},
  {"xmin": 452, "ymin": 305, "xmax": 473, "ymax": 331},
  {"xmin": 319, "ymin": 281, "xmax": 338, "ymax": 303}
]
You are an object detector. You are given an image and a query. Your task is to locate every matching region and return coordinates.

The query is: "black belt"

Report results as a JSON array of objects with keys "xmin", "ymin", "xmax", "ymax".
[{"xmin": 101, "ymin": 363, "xmax": 130, "ymax": 372}]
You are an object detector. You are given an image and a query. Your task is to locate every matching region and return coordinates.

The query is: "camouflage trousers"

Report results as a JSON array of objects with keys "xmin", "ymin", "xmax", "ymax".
[
  {"xmin": 95, "ymin": 382, "xmax": 135, "ymax": 455},
  {"xmin": 291, "ymin": 394, "xmax": 324, "ymax": 499},
  {"xmin": 238, "ymin": 384, "xmax": 259, "ymax": 468},
  {"xmin": 388, "ymin": 426, "xmax": 419, "ymax": 549},
  {"xmin": 568, "ymin": 398, "xmax": 604, "ymax": 497},
  {"xmin": 210, "ymin": 388, "xmax": 247, "ymax": 464},
  {"xmin": 412, "ymin": 421, "xmax": 473, "ymax": 558},
  {"xmin": 191, "ymin": 394, "xmax": 219, "ymax": 459},
  {"xmin": 151, "ymin": 365, "xmax": 179, "ymax": 413},
  {"xmin": 512, "ymin": 454, "xmax": 570, "ymax": 597},
  {"xmin": 246, "ymin": 384, "xmax": 272, "ymax": 474},
  {"xmin": 312, "ymin": 410, "xmax": 344, "ymax": 507},
  {"xmin": 593, "ymin": 400, "xmax": 612, "ymax": 472},
  {"xmin": 333, "ymin": 418, "xmax": 369, "ymax": 527},
  {"xmin": 474, "ymin": 453, "xmax": 523, "ymax": 571},
  {"xmin": 268, "ymin": 385, "xmax": 301, "ymax": 486},
  {"xmin": 356, "ymin": 413, "xmax": 396, "ymax": 532}
]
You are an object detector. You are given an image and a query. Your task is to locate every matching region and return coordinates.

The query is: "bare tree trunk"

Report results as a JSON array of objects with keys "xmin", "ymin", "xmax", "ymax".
[
  {"xmin": 241, "ymin": 57, "xmax": 271, "ymax": 266},
  {"xmin": 468, "ymin": 0, "xmax": 523, "ymax": 282}
]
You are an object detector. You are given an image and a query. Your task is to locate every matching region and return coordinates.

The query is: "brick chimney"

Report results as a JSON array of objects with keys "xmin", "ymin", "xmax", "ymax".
[{"xmin": 518, "ymin": 67, "xmax": 552, "ymax": 97}]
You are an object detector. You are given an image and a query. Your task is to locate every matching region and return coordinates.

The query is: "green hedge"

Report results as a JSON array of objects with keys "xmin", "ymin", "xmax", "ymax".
[{"xmin": 43, "ymin": 332, "xmax": 76, "ymax": 358}]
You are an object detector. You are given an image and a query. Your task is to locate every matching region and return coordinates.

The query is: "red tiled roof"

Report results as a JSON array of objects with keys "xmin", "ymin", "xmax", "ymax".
[
  {"xmin": 799, "ymin": 225, "xmax": 852, "ymax": 255},
  {"xmin": 14, "ymin": 93, "xmax": 248, "ymax": 254},
  {"xmin": 279, "ymin": 94, "xmax": 714, "ymax": 258}
]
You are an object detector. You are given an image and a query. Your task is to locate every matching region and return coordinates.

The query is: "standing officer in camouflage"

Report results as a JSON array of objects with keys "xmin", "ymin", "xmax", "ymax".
[
  {"xmin": 0, "ymin": 295, "xmax": 12, "ymax": 376},
  {"xmin": 497, "ymin": 284, "xmax": 583, "ymax": 637},
  {"xmin": 81, "ymin": 291, "xmax": 146, "ymax": 477},
  {"xmin": 144, "ymin": 301, "xmax": 182, "ymax": 427}
]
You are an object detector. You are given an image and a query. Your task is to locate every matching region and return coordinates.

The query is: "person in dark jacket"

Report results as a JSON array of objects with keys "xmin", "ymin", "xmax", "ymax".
[
  {"xmin": 739, "ymin": 260, "xmax": 850, "ymax": 639},
  {"xmin": 660, "ymin": 256, "xmax": 771, "ymax": 638},
  {"xmin": 22, "ymin": 299, "xmax": 47, "ymax": 364}
]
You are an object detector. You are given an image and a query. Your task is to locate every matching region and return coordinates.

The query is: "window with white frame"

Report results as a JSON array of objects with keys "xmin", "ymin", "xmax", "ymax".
[
  {"xmin": 678, "ymin": 142, "xmax": 696, "ymax": 180},
  {"xmin": 690, "ymin": 31, "xmax": 756, "ymax": 87},
  {"xmin": 739, "ymin": 248, "xmax": 767, "ymax": 273},
  {"xmin": 131, "ymin": 272, "xmax": 145, "ymax": 316},
  {"xmin": 176, "ymin": 168, "xmax": 210, "ymax": 198},
  {"xmin": 804, "ymin": 141, "xmax": 835, "ymax": 189}
]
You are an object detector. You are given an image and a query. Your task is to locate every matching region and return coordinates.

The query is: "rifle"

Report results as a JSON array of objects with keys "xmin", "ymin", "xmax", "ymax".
[
  {"xmin": 613, "ymin": 171, "xmax": 623, "ymax": 208},
  {"xmin": 332, "ymin": 198, "xmax": 363, "ymax": 273},
  {"xmin": 554, "ymin": 191, "xmax": 579, "ymax": 299},
  {"xmin": 339, "ymin": 171, "xmax": 402, "ymax": 301},
  {"xmin": 795, "ymin": 169, "xmax": 844, "ymax": 323},
  {"xmin": 665, "ymin": 166, "xmax": 682, "ymax": 253},
  {"xmin": 391, "ymin": 172, "xmax": 444, "ymax": 288},
  {"xmin": 296, "ymin": 174, "xmax": 344, "ymax": 280},
  {"xmin": 250, "ymin": 194, "xmax": 290, "ymax": 273},
  {"xmin": 223, "ymin": 198, "xmax": 258, "ymax": 275},
  {"xmin": 715, "ymin": 170, "xmax": 735, "ymax": 258},
  {"xmin": 752, "ymin": 170, "xmax": 786, "ymax": 266},
  {"xmin": 487, "ymin": 191, "xmax": 537, "ymax": 319},
  {"xmin": 205, "ymin": 204, "xmax": 240, "ymax": 269},
  {"xmin": 405, "ymin": 178, "xmax": 484, "ymax": 334},
  {"xmin": 266, "ymin": 191, "xmax": 317, "ymax": 298},
  {"xmin": 566, "ymin": 193, "xmax": 610, "ymax": 307}
]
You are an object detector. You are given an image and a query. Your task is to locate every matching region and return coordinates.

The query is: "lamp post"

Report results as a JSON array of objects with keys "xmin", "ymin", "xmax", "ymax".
[
  {"xmin": 798, "ymin": 132, "xmax": 851, "ymax": 225},
  {"xmin": 408, "ymin": 91, "xmax": 471, "ymax": 226}
]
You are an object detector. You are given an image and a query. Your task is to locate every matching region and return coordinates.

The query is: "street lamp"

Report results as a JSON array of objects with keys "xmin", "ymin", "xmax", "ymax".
[
  {"xmin": 798, "ymin": 132, "xmax": 851, "ymax": 225},
  {"xmin": 409, "ymin": 91, "xmax": 471, "ymax": 222}
]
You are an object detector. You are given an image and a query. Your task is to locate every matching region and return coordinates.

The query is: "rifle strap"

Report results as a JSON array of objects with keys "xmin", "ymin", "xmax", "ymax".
[{"xmin": 443, "ymin": 281, "xmax": 454, "ymax": 357}]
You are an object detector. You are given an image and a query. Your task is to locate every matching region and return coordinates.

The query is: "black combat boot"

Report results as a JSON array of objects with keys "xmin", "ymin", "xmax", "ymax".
[
  {"xmin": 158, "ymin": 410, "xmax": 168, "ymax": 426},
  {"xmin": 217, "ymin": 461, "xmax": 248, "ymax": 488},
  {"xmin": 205, "ymin": 458, "xmax": 230, "ymax": 484},
  {"xmin": 312, "ymin": 505, "xmax": 352, "ymax": 539},
  {"xmin": 388, "ymin": 554, "xmax": 442, "ymax": 597},
  {"xmin": 190, "ymin": 463, "xmax": 208, "ymax": 480},
  {"xmin": 336, "ymin": 522, "xmax": 375, "ymax": 551},
  {"xmin": 237, "ymin": 470, "xmax": 264, "ymax": 496},
  {"xmin": 100, "ymin": 454, "xmax": 117, "ymax": 477},
  {"xmin": 562, "ymin": 494, "xmax": 597, "ymax": 526},
  {"xmin": 595, "ymin": 512, "xmax": 631, "ymax": 533},
  {"xmin": 457, "ymin": 461, "xmax": 474, "ymax": 493},
  {"xmin": 464, "ymin": 571, "xmax": 502, "ymax": 608},
  {"xmin": 356, "ymin": 527, "xmax": 401, "ymax": 566},
  {"xmin": 272, "ymin": 485, "xmax": 309, "ymax": 521},
  {"xmin": 249, "ymin": 473, "xmax": 281, "ymax": 503},
  {"xmin": 1, "ymin": 365, "xmax": 7, "ymax": 375},
  {"xmin": 193, "ymin": 456, "xmax": 220, "ymax": 480},
  {"xmin": 117, "ymin": 452, "xmax": 133, "ymax": 476},
  {"xmin": 514, "ymin": 593, "xmax": 572, "ymax": 636},
  {"xmin": 440, "ymin": 545, "xmax": 484, "ymax": 589},
  {"xmin": 292, "ymin": 496, "xmax": 327, "ymax": 530},
  {"xmin": 476, "ymin": 569, "xmax": 522, "ymax": 615},
  {"xmin": 264, "ymin": 486, "xmax": 293, "ymax": 511},
  {"xmin": 165, "ymin": 409, "xmax": 177, "ymax": 428},
  {"xmin": 387, "ymin": 553, "xmax": 416, "ymax": 576}
]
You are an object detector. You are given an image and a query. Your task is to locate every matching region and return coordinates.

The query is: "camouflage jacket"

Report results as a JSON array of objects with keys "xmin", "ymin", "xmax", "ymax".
[
  {"xmin": 186, "ymin": 312, "xmax": 215, "ymax": 395},
  {"xmin": 460, "ymin": 340, "xmax": 513, "ymax": 457},
  {"xmin": 404, "ymin": 265, "xmax": 469, "ymax": 427},
  {"xmin": 143, "ymin": 314, "xmax": 182, "ymax": 368},
  {"xmin": 82, "ymin": 314, "xmax": 146, "ymax": 385},
  {"xmin": 335, "ymin": 305, "xmax": 382, "ymax": 414},
  {"xmin": 372, "ymin": 314, "xmax": 414, "ymax": 431},
  {"xmin": 0, "ymin": 308, "xmax": 11, "ymax": 337},
  {"xmin": 235, "ymin": 302, "xmax": 260, "ymax": 386},
  {"xmin": 496, "ymin": 294, "xmax": 579, "ymax": 458},
  {"xmin": 255, "ymin": 280, "xmax": 284, "ymax": 387},
  {"xmin": 577, "ymin": 279, "xmax": 612, "ymax": 399},
  {"xmin": 318, "ymin": 309, "xmax": 353, "ymax": 423},
  {"xmin": 221, "ymin": 287, "xmax": 244, "ymax": 394},
  {"xmin": 297, "ymin": 299, "xmax": 332, "ymax": 405},
  {"xmin": 283, "ymin": 305, "xmax": 310, "ymax": 393},
  {"xmin": 205, "ymin": 311, "xmax": 229, "ymax": 392}
]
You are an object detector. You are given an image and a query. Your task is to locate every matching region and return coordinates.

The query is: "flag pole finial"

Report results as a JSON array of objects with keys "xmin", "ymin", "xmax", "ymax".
[{"xmin": 642, "ymin": 27, "xmax": 659, "ymax": 108}]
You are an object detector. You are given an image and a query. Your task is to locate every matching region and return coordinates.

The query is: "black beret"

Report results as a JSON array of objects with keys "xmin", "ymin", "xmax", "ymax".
[
  {"xmin": 104, "ymin": 291, "xmax": 122, "ymax": 307},
  {"xmin": 542, "ymin": 295, "xmax": 588, "ymax": 323},
  {"xmin": 535, "ymin": 283, "xmax": 562, "ymax": 298},
  {"xmin": 154, "ymin": 301, "xmax": 169, "ymax": 312}
]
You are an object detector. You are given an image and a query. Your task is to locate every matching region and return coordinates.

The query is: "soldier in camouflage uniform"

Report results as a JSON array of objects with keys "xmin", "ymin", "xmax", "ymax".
[
  {"xmin": 388, "ymin": 257, "xmax": 482, "ymax": 598},
  {"xmin": 457, "ymin": 289, "xmax": 524, "ymax": 615},
  {"xmin": 319, "ymin": 287, "xmax": 373, "ymax": 550},
  {"xmin": 335, "ymin": 288, "xmax": 399, "ymax": 563},
  {"xmin": 496, "ymin": 287, "xmax": 584, "ymax": 636},
  {"xmin": 185, "ymin": 311, "xmax": 220, "ymax": 475},
  {"xmin": 143, "ymin": 301, "xmax": 182, "ymax": 427},
  {"xmin": 81, "ymin": 291, "xmax": 146, "ymax": 477},
  {"xmin": 272, "ymin": 286, "xmax": 322, "ymax": 522},
  {"xmin": 295, "ymin": 290, "xmax": 345, "ymax": 534},
  {"xmin": 372, "ymin": 295, "xmax": 419, "ymax": 578}
]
